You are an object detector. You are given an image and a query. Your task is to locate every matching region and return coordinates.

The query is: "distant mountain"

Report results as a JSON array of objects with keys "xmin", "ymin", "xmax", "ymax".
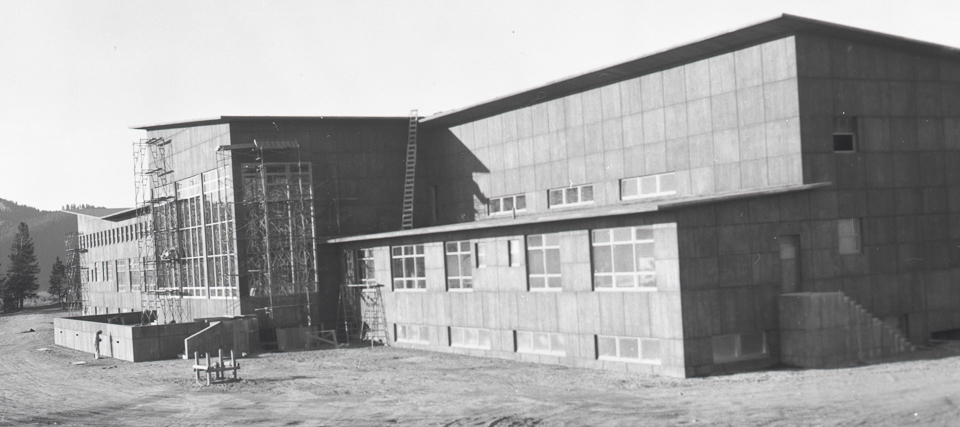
[{"xmin": 0, "ymin": 198, "xmax": 79, "ymax": 292}]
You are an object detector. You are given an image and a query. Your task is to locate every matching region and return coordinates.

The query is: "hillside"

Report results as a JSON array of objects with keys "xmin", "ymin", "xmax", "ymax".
[{"xmin": 0, "ymin": 199, "xmax": 78, "ymax": 292}]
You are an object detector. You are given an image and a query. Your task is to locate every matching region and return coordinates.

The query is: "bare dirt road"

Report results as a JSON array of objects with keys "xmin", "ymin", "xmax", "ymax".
[{"xmin": 2, "ymin": 306, "xmax": 960, "ymax": 426}]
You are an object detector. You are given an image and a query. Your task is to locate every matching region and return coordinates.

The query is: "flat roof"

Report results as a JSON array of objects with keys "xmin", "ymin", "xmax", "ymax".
[
  {"xmin": 324, "ymin": 181, "xmax": 831, "ymax": 244},
  {"xmin": 63, "ymin": 208, "xmax": 132, "ymax": 219},
  {"xmin": 133, "ymin": 115, "xmax": 410, "ymax": 131},
  {"xmin": 420, "ymin": 14, "xmax": 960, "ymax": 128}
]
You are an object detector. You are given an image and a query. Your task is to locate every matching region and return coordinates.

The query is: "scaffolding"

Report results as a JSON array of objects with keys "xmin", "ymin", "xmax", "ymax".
[
  {"xmin": 231, "ymin": 140, "xmax": 318, "ymax": 328},
  {"xmin": 63, "ymin": 232, "xmax": 87, "ymax": 316},
  {"xmin": 336, "ymin": 283, "xmax": 386, "ymax": 345},
  {"xmin": 133, "ymin": 137, "xmax": 185, "ymax": 324}
]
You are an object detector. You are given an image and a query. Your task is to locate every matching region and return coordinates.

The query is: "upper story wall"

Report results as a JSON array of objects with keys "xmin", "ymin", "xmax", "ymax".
[
  {"xmin": 146, "ymin": 124, "xmax": 232, "ymax": 184},
  {"xmin": 228, "ymin": 119, "xmax": 409, "ymax": 237},
  {"xmin": 795, "ymin": 33, "xmax": 960, "ymax": 186},
  {"xmin": 417, "ymin": 36, "xmax": 802, "ymax": 226}
]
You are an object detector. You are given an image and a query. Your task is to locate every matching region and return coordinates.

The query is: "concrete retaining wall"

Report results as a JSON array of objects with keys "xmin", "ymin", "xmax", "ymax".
[
  {"xmin": 54, "ymin": 314, "xmax": 206, "ymax": 362},
  {"xmin": 779, "ymin": 292, "xmax": 914, "ymax": 368}
]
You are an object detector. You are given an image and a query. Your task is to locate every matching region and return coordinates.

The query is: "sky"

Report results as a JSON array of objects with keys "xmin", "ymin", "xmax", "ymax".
[{"xmin": 1, "ymin": 0, "xmax": 958, "ymax": 211}]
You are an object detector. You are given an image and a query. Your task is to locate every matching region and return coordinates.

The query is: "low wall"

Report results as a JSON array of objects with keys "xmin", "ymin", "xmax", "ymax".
[
  {"xmin": 779, "ymin": 292, "xmax": 914, "ymax": 369},
  {"xmin": 54, "ymin": 313, "xmax": 207, "ymax": 362},
  {"xmin": 185, "ymin": 316, "xmax": 260, "ymax": 357}
]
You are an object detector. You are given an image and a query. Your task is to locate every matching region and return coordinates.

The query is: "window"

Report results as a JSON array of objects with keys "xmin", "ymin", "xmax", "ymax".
[
  {"xmin": 621, "ymin": 173, "xmax": 677, "ymax": 200},
  {"xmin": 592, "ymin": 226, "xmax": 657, "ymax": 290},
  {"xmin": 395, "ymin": 324, "xmax": 430, "ymax": 344},
  {"xmin": 449, "ymin": 327, "xmax": 491, "ymax": 349},
  {"xmin": 833, "ymin": 117, "xmax": 857, "ymax": 152},
  {"xmin": 445, "ymin": 241, "xmax": 473, "ymax": 290},
  {"xmin": 508, "ymin": 239, "xmax": 522, "ymax": 267},
  {"xmin": 516, "ymin": 331, "xmax": 565, "ymax": 356},
  {"xmin": 548, "ymin": 184, "xmax": 594, "ymax": 208},
  {"xmin": 838, "ymin": 218, "xmax": 861, "ymax": 255},
  {"xmin": 117, "ymin": 259, "xmax": 130, "ymax": 292},
  {"xmin": 475, "ymin": 243, "xmax": 486, "ymax": 268},
  {"xmin": 527, "ymin": 234, "xmax": 561, "ymax": 289},
  {"xmin": 392, "ymin": 245, "xmax": 426, "ymax": 290},
  {"xmin": 597, "ymin": 335, "xmax": 661, "ymax": 363},
  {"xmin": 358, "ymin": 249, "xmax": 376, "ymax": 285},
  {"xmin": 712, "ymin": 332, "xmax": 767, "ymax": 363},
  {"xmin": 489, "ymin": 194, "xmax": 527, "ymax": 215}
]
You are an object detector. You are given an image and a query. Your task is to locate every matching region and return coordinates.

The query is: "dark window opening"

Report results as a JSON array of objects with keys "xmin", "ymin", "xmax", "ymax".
[{"xmin": 834, "ymin": 134, "xmax": 855, "ymax": 152}]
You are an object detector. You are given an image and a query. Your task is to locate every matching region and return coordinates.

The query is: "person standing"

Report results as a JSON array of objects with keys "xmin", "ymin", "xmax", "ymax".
[{"xmin": 94, "ymin": 330, "xmax": 102, "ymax": 359}]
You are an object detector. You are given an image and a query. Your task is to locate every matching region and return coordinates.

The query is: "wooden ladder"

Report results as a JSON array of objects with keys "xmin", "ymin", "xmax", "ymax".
[{"xmin": 401, "ymin": 110, "xmax": 418, "ymax": 230}]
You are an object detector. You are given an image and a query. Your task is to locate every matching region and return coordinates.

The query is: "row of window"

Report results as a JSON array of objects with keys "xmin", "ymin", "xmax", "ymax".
[
  {"xmin": 389, "ymin": 226, "xmax": 660, "ymax": 292},
  {"xmin": 488, "ymin": 171, "xmax": 678, "ymax": 215},
  {"xmin": 394, "ymin": 324, "xmax": 664, "ymax": 364},
  {"xmin": 395, "ymin": 324, "xmax": 768, "ymax": 365},
  {"xmin": 80, "ymin": 223, "xmax": 148, "ymax": 249},
  {"xmin": 486, "ymin": 115, "xmax": 861, "ymax": 217}
]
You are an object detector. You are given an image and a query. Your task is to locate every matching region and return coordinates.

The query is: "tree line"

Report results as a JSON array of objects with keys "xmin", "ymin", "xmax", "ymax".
[{"xmin": 0, "ymin": 222, "xmax": 70, "ymax": 312}]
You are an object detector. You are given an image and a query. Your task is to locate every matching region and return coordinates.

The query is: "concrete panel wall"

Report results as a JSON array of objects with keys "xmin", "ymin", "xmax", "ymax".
[
  {"xmin": 416, "ymin": 36, "xmax": 802, "ymax": 227},
  {"xmin": 793, "ymin": 33, "xmax": 960, "ymax": 342},
  {"xmin": 341, "ymin": 214, "xmax": 687, "ymax": 377}
]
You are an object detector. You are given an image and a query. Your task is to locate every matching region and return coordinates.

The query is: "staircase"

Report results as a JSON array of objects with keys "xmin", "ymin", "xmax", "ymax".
[
  {"xmin": 779, "ymin": 292, "xmax": 914, "ymax": 369},
  {"xmin": 401, "ymin": 110, "xmax": 418, "ymax": 230}
]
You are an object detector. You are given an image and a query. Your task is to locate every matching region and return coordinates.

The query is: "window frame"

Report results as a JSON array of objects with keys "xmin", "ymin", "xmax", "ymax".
[
  {"xmin": 391, "ymin": 244, "xmax": 426, "ymax": 291},
  {"xmin": 711, "ymin": 332, "xmax": 768, "ymax": 364},
  {"xmin": 591, "ymin": 226, "xmax": 658, "ymax": 291},
  {"xmin": 526, "ymin": 234, "xmax": 562, "ymax": 291},
  {"xmin": 596, "ymin": 335, "xmax": 661, "ymax": 364},
  {"xmin": 838, "ymin": 218, "xmax": 862, "ymax": 255},
  {"xmin": 395, "ymin": 324, "xmax": 430, "ymax": 344},
  {"xmin": 833, "ymin": 116, "xmax": 858, "ymax": 153},
  {"xmin": 445, "ymin": 241, "xmax": 473, "ymax": 291},
  {"xmin": 515, "ymin": 330, "xmax": 566, "ymax": 356},
  {"xmin": 449, "ymin": 326, "xmax": 492, "ymax": 350},
  {"xmin": 548, "ymin": 184, "xmax": 594, "ymax": 208},
  {"xmin": 620, "ymin": 172, "xmax": 677, "ymax": 200},
  {"xmin": 489, "ymin": 194, "xmax": 527, "ymax": 215}
]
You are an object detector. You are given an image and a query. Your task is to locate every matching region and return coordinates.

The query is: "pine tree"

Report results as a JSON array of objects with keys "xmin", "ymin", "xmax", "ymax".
[
  {"xmin": 3, "ymin": 222, "xmax": 40, "ymax": 311},
  {"xmin": 48, "ymin": 257, "xmax": 67, "ymax": 307}
]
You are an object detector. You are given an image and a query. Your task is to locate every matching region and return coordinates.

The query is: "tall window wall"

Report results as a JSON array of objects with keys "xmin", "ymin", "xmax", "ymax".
[
  {"xmin": 174, "ymin": 166, "xmax": 238, "ymax": 298},
  {"xmin": 241, "ymin": 163, "xmax": 316, "ymax": 297}
]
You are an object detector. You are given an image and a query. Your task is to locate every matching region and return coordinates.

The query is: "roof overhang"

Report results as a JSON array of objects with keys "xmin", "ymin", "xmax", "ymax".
[
  {"xmin": 420, "ymin": 13, "xmax": 960, "ymax": 129},
  {"xmin": 323, "ymin": 181, "xmax": 832, "ymax": 244},
  {"xmin": 132, "ymin": 115, "xmax": 410, "ymax": 131}
]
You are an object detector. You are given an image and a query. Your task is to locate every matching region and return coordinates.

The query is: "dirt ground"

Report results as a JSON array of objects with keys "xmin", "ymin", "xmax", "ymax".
[{"xmin": 2, "ymin": 307, "xmax": 960, "ymax": 426}]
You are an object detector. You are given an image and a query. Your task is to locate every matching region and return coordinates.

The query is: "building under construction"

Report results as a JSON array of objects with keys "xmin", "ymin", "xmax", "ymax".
[{"xmin": 59, "ymin": 15, "xmax": 960, "ymax": 377}]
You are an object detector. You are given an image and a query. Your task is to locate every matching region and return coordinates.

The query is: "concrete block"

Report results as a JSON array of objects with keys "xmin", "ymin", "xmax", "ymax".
[
  {"xmin": 579, "ymin": 334, "xmax": 596, "ymax": 360},
  {"xmin": 536, "ymin": 292, "xmax": 559, "ymax": 332},
  {"xmin": 620, "ymin": 78, "xmax": 643, "ymax": 116},
  {"xmin": 601, "ymin": 83, "xmax": 622, "ymax": 120},
  {"xmin": 686, "ymin": 98, "xmax": 712, "ymax": 136},
  {"xmin": 556, "ymin": 292, "xmax": 579, "ymax": 334},
  {"xmin": 762, "ymin": 37, "xmax": 795, "ymax": 82},
  {"xmin": 644, "ymin": 141, "xmax": 667, "ymax": 175},
  {"xmin": 564, "ymin": 93, "xmax": 584, "ymax": 128},
  {"xmin": 517, "ymin": 293, "xmax": 538, "ymax": 331},
  {"xmin": 685, "ymin": 58, "xmax": 711, "ymax": 100},
  {"xmin": 581, "ymin": 88, "xmax": 602, "ymax": 124},
  {"xmin": 597, "ymin": 293, "xmax": 625, "ymax": 336},
  {"xmin": 640, "ymin": 72, "xmax": 664, "ymax": 111},
  {"xmin": 642, "ymin": 108, "xmax": 665, "ymax": 143},
  {"xmin": 711, "ymin": 92, "xmax": 738, "ymax": 131},
  {"xmin": 709, "ymin": 53, "xmax": 736, "ymax": 95},
  {"xmin": 735, "ymin": 44, "xmax": 763, "ymax": 89}
]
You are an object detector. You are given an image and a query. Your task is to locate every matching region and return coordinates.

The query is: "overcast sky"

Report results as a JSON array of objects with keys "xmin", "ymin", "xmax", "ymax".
[{"xmin": 1, "ymin": 0, "xmax": 958, "ymax": 211}]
